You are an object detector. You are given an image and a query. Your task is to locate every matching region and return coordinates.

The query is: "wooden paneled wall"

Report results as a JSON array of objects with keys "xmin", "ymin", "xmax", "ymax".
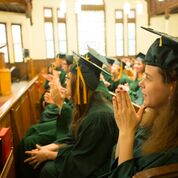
[
  {"xmin": 6, "ymin": 59, "xmax": 55, "ymax": 81},
  {"xmin": 0, "ymin": 76, "xmax": 41, "ymax": 178}
]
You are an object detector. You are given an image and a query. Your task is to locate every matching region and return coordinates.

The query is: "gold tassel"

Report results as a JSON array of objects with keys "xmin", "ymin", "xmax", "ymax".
[
  {"xmin": 118, "ymin": 62, "xmax": 123, "ymax": 80},
  {"xmin": 85, "ymin": 54, "xmax": 90, "ymax": 61},
  {"xmin": 159, "ymin": 37, "xmax": 162, "ymax": 47},
  {"xmin": 76, "ymin": 65, "xmax": 87, "ymax": 105}
]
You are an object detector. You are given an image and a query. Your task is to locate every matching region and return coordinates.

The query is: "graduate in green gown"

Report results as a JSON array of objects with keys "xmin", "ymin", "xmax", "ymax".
[
  {"xmin": 108, "ymin": 60, "xmax": 131, "ymax": 92},
  {"xmin": 101, "ymin": 57, "xmax": 115, "ymax": 83},
  {"xmin": 16, "ymin": 68, "xmax": 73, "ymax": 178},
  {"xmin": 128, "ymin": 52, "xmax": 145, "ymax": 105},
  {"xmin": 24, "ymin": 46, "xmax": 118, "ymax": 178},
  {"xmin": 101, "ymin": 27, "xmax": 178, "ymax": 178}
]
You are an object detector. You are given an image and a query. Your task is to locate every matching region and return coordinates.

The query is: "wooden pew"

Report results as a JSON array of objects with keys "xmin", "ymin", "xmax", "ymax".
[
  {"xmin": 134, "ymin": 163, "xmax": 178, "ymax": 178},
  {"xmin": 0, "ymin": 76, "xmax": 41, "ymax": 178}
]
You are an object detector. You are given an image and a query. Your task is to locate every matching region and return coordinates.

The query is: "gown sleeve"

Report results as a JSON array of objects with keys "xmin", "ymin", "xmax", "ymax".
[{"xmin": 57, "ymin": 111, "xmax": 117, "ymax": 178}]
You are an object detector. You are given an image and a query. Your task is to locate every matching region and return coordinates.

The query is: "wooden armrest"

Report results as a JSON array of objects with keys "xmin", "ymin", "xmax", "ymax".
[{"xmin": 134, "ymin": 163, "xmax": 178, "ymax": 178}]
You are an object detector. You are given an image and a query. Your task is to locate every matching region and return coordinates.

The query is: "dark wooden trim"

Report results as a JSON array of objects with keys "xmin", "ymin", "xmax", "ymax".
[
  {"xmin": 44, "ymin": 17, "xmax": 53, "ymax": 22},
  {"xmin": 115, "ymin": 19, "xmax": 124, "ymax": 23},
  {"xmin": 145, "ymin": 0, "xmax": 178, "ymax": 24},
  {"xmin": 81, "ymin": 5, "xmax": 105, "ymax": 11},
  {"xmin": 57, "ymin": 18, "xmax": 66, "ymax": 23}
]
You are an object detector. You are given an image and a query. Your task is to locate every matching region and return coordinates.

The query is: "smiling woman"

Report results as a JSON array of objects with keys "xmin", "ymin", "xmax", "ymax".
[{"xmin": 101, "ymin": 27, "xmax": 178, "ymax": 178}]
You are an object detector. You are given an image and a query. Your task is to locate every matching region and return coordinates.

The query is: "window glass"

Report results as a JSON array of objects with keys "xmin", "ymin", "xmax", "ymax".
[
  {"xmin": 116, "ymin": 23, "xmax": 124, "ymax": 56},
  {"xmin": 0, "ymin": 23, "xmax": 8, "ymax": 62},
  {"xmin": 78, "ymin": 11, "xmax": 105, "ymax": 55},
  {"xmin": 44, "ymin": 22, "xmax": 55, "ymax": 58},
  {"xmin": 12, "ymin": 24, "xmax": 23, "ymax": 62},
  {"xmin": 58, "ymin": 23, "xmax": 67, "ymax": 53},
  {"xmin": 128, "ymin": 23, "xmax": 136, "ymax": 55}
]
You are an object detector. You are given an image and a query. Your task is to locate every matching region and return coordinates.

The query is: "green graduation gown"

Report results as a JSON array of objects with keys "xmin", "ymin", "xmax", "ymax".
[
  {"xmin": 40, "ymin": 92, "xmax": 118, "ymax": 178},
  {"xmin": 16, "ymin": 102, "xmax": 72, "ymax": 178},
  {"xmin": 128, "ymin": 79, "xmax": 144, "ymax": 105},
  {"xmin": 100, "ymin": 128, "xmax": 178, "ymax": 178},
  {"xmin": 108, "ymin": 73, "xmax": 131, "ymax": 92}
]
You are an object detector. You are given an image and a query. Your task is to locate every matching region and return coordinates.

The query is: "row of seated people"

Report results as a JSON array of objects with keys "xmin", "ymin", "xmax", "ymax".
[{"xmin": 15, "ymin": 27, "xmax": 178, "ymax": 178}]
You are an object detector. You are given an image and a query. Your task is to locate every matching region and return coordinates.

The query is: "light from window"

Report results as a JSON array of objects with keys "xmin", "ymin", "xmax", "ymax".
[
  {"xmin": 58, "ymin": 23, "xmax": 67, "ymax": 53},
  {"xmin": 57, "ymin": 10, "xmax": 65, "ymax": 18},
  {"xmin": 77, "ymin": 11, "xmax": 105, "ymax": 55},
  {"xmin": 44, "ymin": 22, "xmax": 55, "ymax": 58},
  {"xmin": 12, "ymin": 24, "xmax": 23, "ymax": 62},
  {"xmin": 116, "ymin": 11, "xmax": 123, "ymax": 19},
  {"xmin": 116, "ymin": 23, "xmax": 124, "ymax": 56},
  {"xmin": 0, "ymin": 23, "xmax": 8, "ymax": 62},
  {"xmin": 44, "ymin": 8, "xmax": 52, "ymax": 18},
  {"xmin": 128, "ymin": 23, "xmax": 136, "ymax": 55},
  {"xmin": 128, "ymin": 10, "xmax": 135, "ymax": 18}
]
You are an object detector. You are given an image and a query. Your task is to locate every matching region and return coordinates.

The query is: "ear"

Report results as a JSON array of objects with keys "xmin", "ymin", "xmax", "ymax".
[{"xmin": 170, "ymin": 81, "xmax": 176, "ymax": 94}]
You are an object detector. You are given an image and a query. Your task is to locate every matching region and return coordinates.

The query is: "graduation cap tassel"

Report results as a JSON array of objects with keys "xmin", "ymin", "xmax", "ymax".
[
  {"xmin": 76, "ymin": 65, "xmax": 87, "ymax": 105},
  {"xmin": 118, "ymin": 62, "xmax": 123, "ymax": 80},
  {"xmin": 159, "ymin": 37, "xmax": 163, "ymax": 47}
]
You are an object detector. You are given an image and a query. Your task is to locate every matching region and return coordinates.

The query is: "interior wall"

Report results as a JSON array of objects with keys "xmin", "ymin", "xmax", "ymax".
[{"xmin": 0, "ymin": 0, "xmax": 178, "ymax": 62}]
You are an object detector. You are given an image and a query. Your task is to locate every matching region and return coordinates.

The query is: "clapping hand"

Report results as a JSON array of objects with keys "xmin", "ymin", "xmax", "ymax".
[{"xmin": 113, "ymin": 88, "xmax": 145, "ymax": 135}]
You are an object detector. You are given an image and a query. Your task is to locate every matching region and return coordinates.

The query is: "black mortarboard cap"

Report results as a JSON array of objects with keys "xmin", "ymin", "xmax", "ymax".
[
  {"xmin": 106, "ymin": 57, "xmax": 115, "ymax": 65},
  {"xmin": 66, "ymin": 55, "xmax": 73, "ymax": 65},
  {"xmin": 87, "ymin": 46, "xmax": 108, "ymax": 66},
  {"xmin": 56, "ymin": 53, "xmax": 66, "ymax": 59},
  {"xmin": 113, "ymin": 59, "xmax": 121, "ymax": 66},
  {"xmin": 72, "ymin": 51, "xmax": 111, "ymax": 91},
  {"xmin": 136, "ymin": 52, "xmax": 145, "ymax": 61},
  {"xmin": 141, "ymin": 26, "xmax": 178, "ymax": 71}
]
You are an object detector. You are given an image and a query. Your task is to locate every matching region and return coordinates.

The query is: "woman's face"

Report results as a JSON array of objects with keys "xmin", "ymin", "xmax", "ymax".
[
  {"xmin": 133, "ymin": 60, "xmax": 145, "ymax": 73},
  {"xmin": 139, "ymin": 65, "xmax": 172, "ymax": 109},
  {"xmin": 111, "ymin": 64, "xmax": 120, "ymax": 76}
]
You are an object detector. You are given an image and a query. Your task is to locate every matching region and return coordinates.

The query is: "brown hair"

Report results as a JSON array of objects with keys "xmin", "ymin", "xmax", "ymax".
[
  {"xmin": 70, "ymin": 73, "xmax": 95, "ymax": 140},
  {"xmin": 142, "ymin": 69, "xmax": 178, "ymax": 154}
]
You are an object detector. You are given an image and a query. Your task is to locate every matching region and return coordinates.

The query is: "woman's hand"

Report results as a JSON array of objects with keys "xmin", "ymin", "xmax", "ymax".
[
  {"xmin": 113, "ymin": 88, "xmax": 145, "ymax": 135},
  {"xmin": 44, "ymin": 92, "xmax": 55, "ymax": 104},
  {"xmin": 50, "ymin": 83, "xmax": 66, "ymax": 108},
  {"xmin": 24, "ymin": 145, "xmax": 56, "ymax": 169},
  {"xmin": 113, "ymin": 88, "xmax": 145, "ymax": 164}
]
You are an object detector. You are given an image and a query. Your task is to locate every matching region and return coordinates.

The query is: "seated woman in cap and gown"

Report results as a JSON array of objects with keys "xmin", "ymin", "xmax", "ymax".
[
  {"xmin": 22, "ymin": 47, "xmax": 118, "ymax": 178},
  {"xmin": 40, "ymin": 53, "xmax": 67, "ymax": 111},
  {"xmin": 15, "ymin": 72, "xmax": 73, "ymax": 178},
  {"xmin": 100, "ymin": 27, "xmax": 178, "ymax": 178},
  {"xmin": 101, "ymin": 57, "xmax": 115, "ymax": 84},
  {"xmin": 107, "ymin": 60, "xmax": 131, "ymax": 92},
  {"xmin": 125, "ymin": 53, "xmax": 145, "ymax": 105}
]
